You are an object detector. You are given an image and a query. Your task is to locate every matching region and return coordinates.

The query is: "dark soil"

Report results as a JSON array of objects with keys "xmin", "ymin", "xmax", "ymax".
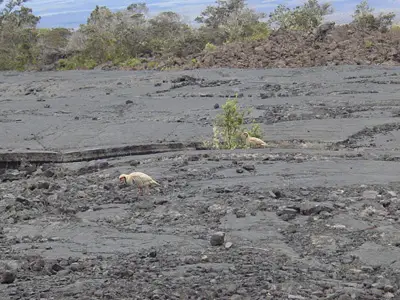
[{"xmin": 2, "ymin": 66, "xmax": 400, "ymax": 299}]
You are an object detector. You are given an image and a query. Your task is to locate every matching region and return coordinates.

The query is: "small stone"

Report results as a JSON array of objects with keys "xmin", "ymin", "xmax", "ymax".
[
  {"xmin": 51, "ymin": 263, "xmax": 64, "ymax": 273},
  {"xmin": 43, "ymin": 169, "xmax": 55, "ymax": 177},
  {"xmin": 299, "ymin": 202, "xmax": 333, "ymax": 215},
  {"xmin": 363, "ymin": 190, "xmax": 379, "ymax": 200},
  {"xmin": 236, "ymin": 168, "xmax": 244, "ymax": 174},
  {"xmin": 288, "ymin": 295, "xmax": 306, "ymax": 300},
  {"xmin": 57, "ymin": 269, "xmax": 71, "ymax": 276},
  {"xmin": 280, "ymin": 213, "xmax": 296, "ymax": 221},
  {"xmin": 15, "ymin": 196, "xmax": 31, "ymax": 206},
  {"xmin": 384, "ymin": 292, "xmax": 395, "ymax": 299},
  {"xmin": 126, "ymin": 100, "xmax": 133, "ymax": 104},
  {"xmin": 234, "ymin": 210, "xmax": 246, "ymax": 218},
  {"xmin": 181, "ymin": 256, "xmax": 197, "ymax": 264},
  {"xmin": 37, "ymin": 181, "xmax": 50, "ymax": 189},
  {"xmin": 300, "ymin": 190, "xmax": 310, "ymax": 196},
  {"xmin": 129, "ymin": 160, "xmax": 140, "ymax": 167},
  {"xmin": 384, "ymin": 285, "xmax": 395, "ymax": 293},
  {"xmin": 225, "ymin": 242, "xmax": 233, "ymax": 249},
  {"xmin": 277, "ymin": 207, "xmax": 299, "ymax": 216},
  {"xmin": 208, "ymin": 204, "xmax": 224, "ymax": 213},
  {"xmin": 154, "ymin": 199, "xmax": 168, "ymax": 205},
  {"xmin": 337, "ymin": 295, "xmax": 352, "ymax": 300},
  {"xmin": 334, "ymin": 202, "xmax": 346, "ymax": 209},
  {"xmin": 69, "ymin": 263, "xmax": 82, "ymax": 272},
  {"xmin": 269, "ymin": 191, "xmax": 277, "ymax": 198},
  {"xmin": 388, "ymin": 191, "xmax": 397, "ymax": 197},
  {"xmin": 243, "ymin": 164, "xmax": 255, "ymax": 172},
  {"xmin": 201, "ymin": 255, "xmax": 209, "ymax": 262},
  {"xmin": 148, "ymin": 250, "xmax": 157, "ymax": 258},
  {"xmin": 77, "ymin": 191, "xmax": 87, "ymax": 198},
  {"xmin": 1, "ymin": 271, "xmax": 16, "ymax": 284},
  {"xmin": 214, "ymin": 103, "xmax": 219, "ymax": 109},
  {"xmin": 210, "ymin": 232, "xmax": 225, "ymax": 246},
  {"xmin": 361, "ymin": 266, "xmax": 374, "ymax": 272}
]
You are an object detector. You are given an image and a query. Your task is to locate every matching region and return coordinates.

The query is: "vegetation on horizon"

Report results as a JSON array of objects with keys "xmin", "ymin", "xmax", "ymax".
[{"xmin": 0, "ymin": 0, "xmax": 398, "ymax": 71}]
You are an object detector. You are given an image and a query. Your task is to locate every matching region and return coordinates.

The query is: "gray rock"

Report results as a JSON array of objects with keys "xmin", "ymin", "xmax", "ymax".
[
  {"xmin": 363, "ymin": 190, "xmax": 379, "ymax": 200},
  {"xmin": 70, "ymin": 262, "xmax": 83, "ymax": 272},
  {"xmin": 210, "ymin": 232, "xmax": 225, "ymax": 246},
  {"xmin": 37, "ymin": 181, "xmax": 50, "ymax": 189},
  {"xmin": 225, "ymin": 242, "xmax": 233, "ymax": 249},
  {"xmin": 1, "ymin": 271, "xmax": 16, "ymax": 284},
  {"xmin": 243, "ymin": 164, "xmax": 255, "ymax": 172},
  {"xmin": 234, "ymin": 210, "xmax": 246, "ymax": 218},
  {"xmin": 300, "ymin": 202, "xmax": 333, "ymax": 215}
]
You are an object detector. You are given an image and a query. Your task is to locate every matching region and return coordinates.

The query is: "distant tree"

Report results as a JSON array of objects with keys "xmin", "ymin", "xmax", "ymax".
[
  {"xmin": 351, "ymin": 0, "xmax": 396, "ymax": 32},
  {"xmin": 0, "ymin": 0, "xmax": 40, "ymax": 70},
  {"xmin": 268, "ymin": 0, "xmax": 333, "ymax": 32},
  {"xmin": 195, "ymin": 0, "xmax": 269, "ymax": 44},
  {"xmin": 0, "ymin": 0, "xmax": 40, "ymax": 27}
]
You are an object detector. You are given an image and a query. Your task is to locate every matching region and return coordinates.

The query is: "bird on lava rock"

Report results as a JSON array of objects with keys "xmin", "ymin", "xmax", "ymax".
[
  {"xmin": 242, "ymin": 131, "xmax": 267, "ymax": 148},
  {"xmin": 119, "ymin": 172, "xmax": 160, "ymax": 196}
]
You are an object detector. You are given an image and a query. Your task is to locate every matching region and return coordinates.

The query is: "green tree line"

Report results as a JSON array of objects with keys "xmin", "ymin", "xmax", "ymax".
[{"xmin": 0, "ymin": 0, "xmax": 397, "ymax": 71}]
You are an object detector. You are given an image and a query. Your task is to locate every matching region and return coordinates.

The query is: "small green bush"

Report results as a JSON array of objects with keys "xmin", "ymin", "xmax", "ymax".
[
  {"xmin": 205, "ymin": 96, "xmax": 265, "ymax": 150},
  {"xmin": 364, "ymin": 39, "xmax": 373, "ymax": 48},
  {"xmin": 120, "ymin": 57, "xmax": 142, "ymax": 68},
  {"xmin": 56, "ymin": 57, "xmax": 97, "ymax": 70},
  {"xmin": 204, "ymin": 42, "xmax": 217, "ymax": 52}
]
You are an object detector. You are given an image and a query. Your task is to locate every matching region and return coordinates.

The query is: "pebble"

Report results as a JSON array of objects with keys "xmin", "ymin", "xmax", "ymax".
[
  {"xmin": 37, "ymin": 181, "xmax": 50, "ymax": 189},
  {"xmin": 384, "ymin": 292, "xmax": 395, "ymax": 299},
  {"xmin": 300, "ymin": 202, "xmax": 333, "ymax": 215},
  {"xmin": 201, "ymin": 255, "xmax": 209, "ymax": 262},
  {"xmin": 242, "ymin": 164, "xmax": 255, "ymax": 172},
  {"xmin": 70, "ymin": 263, "xmax": 83, "ymax": 272},
  {"xmin": 210, "ymin": 232, "xmax": 225, "ymax": 246},
  {"xmin": 1, "ymin": 271, "xmax": 16, "ymax": 284},
  {"xmin": 208, "ymin": 204, "xmax": 224, "ymax": 213},
  {"xmin": 288, "ymin": 295, "xmax": 306, "ymax": 300},
  {"xmin": 234, "ymin": 210, "xmax": 246, "ymax": 218},
  {"xmin": 363, "ymin": 190, "xmax": 379, "ymax": 200},
  {"xmin": 225, "ymin": 242, "xmax": 233, "ymax": 249}
]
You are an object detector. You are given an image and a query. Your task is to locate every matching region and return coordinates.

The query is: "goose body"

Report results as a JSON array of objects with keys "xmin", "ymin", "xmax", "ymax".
[
  {"xmin": 242, "ymin": 132, "xmax": 267, "ymax": 148},
  {"xmin": 119, "ymin": 172, "xmax": 160, "ymax": 195}
]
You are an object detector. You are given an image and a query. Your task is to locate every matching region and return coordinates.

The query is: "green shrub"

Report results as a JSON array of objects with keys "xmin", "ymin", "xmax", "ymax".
[
  {"xmin": 119, "ymin": 57, "xmax": 142, "ymax": 68},
  {"xmin": 206, "ymin": 96, "xmax": 264, "ymax": 150},
  {"xmin": 352, "ymin": 0, "xmax": 395, "ymax": 32},
  {"xmin": 204, "ymin": 42, "xmax": 217, "ymax": 52},
  {"xmin": 56, "ymin": 57, "xmax": 97, "ymax": 70},
  {"xmin": 364, "ymin": 40, "xmax": 373, "ymax": 48}
]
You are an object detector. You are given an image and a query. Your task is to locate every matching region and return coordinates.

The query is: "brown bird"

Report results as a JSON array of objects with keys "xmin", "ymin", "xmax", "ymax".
[
  {"xmin": 119, "ymin": 172, "xmax": 160, "ymax": 195},
  {"xmin": 242, "ymin": 131, "xmax": 267, "ymax": 148}
]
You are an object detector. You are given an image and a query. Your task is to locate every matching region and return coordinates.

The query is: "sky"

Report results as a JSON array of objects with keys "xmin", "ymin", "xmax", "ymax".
[{"xmin": 5, "ymin": 0, "xmax": 400, "ymax": 29}]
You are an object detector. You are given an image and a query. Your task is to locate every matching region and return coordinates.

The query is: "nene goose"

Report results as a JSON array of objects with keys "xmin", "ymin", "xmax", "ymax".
[
  {"xmin": 242, "ymin": 131, "xmax": 267, "ymax": 148},
  {"xmin": 119, "ymin": 172, "xmax": 160, "ymax": 195}
]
